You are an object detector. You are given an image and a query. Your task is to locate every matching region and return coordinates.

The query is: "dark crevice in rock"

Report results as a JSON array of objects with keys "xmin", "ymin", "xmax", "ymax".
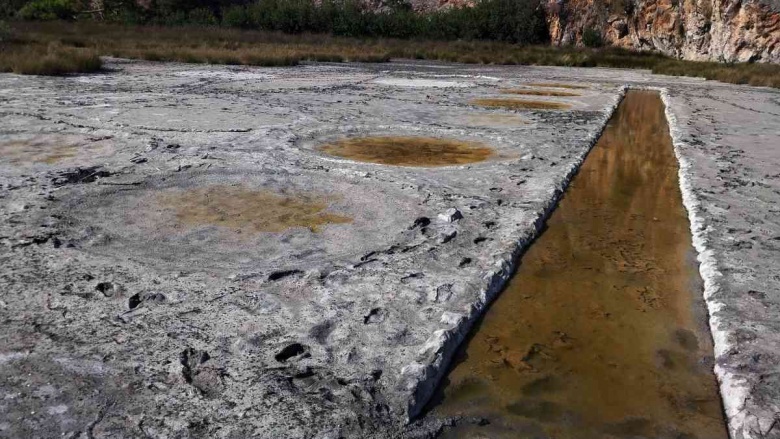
[
  {"xmin": 275, "ymin": 343, "xmax": 307, "ymax": 363},
  {"xmin": 268, "ymin": 269, "xmax": 303, "ymax": 281},
  {"xmin": 51, "ymin": 166, "xmax": 112, "ymax": 186},
  {"xmin": 410, "ymin": 217, "xmax": 431, "ymax": 230},
  {"xmin": 181, "ymin": 348, "xmax": 211, "ymax": 384},
  {"xmin": 363, "ymin": 308, "xmax": 386, "ymax": 324},
  {"xmin": 128, "ymin": 292, "xmax": 166, "ymax": 310}
]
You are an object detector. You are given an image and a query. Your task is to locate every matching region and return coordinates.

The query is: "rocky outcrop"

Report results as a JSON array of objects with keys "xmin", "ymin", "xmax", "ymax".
[
  {"xmin": 543, "ymin": 0, "xmax": 780, "ymax": 63},
  {"xmin": 408, "ymin": 0, "xmax": 779, "ymax": 62}
]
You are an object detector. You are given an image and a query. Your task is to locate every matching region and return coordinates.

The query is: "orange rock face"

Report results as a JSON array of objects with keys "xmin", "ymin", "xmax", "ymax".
[{"xmin": 543, "ymin": 0, "xmax": 780, "ymax": 62}]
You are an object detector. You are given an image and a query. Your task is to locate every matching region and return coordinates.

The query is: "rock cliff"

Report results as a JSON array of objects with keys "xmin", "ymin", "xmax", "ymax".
[
  {"xmin": 406, "ymin": 0, "xmax": 779, "ymax": 63},
  {"xmin": 543, "ymin": 0, "xmax": 779, "ymax": 63}
]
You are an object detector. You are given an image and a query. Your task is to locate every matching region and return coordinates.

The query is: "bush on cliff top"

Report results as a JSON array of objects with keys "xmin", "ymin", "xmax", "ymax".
[{"xmin": 18, "ymin": 0, "xmax": 78, "ymax": 21}]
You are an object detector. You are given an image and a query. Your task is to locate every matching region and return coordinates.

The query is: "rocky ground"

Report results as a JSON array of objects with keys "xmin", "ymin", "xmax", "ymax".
[{"xmin": 0, "ymin": 60, "xmax": 778, "ymax": 439}]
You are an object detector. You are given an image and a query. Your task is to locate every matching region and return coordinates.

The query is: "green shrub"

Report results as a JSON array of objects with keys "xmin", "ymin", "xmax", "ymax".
[
  {"xmin": 0, "ymin": 0, "xmax": 31, "ymax": 19},
  {"xmin": 19, "ymin": 0, "xmax": 77, "ymax": 21},
  {"xmin": 582, "ymin": 28, "xmax": 603, "ymax": 47},
  {"xmin": 222, "ymin": 5, "xmax": 248, "ymax": 28},
  {"xmin": 0, "ymin": 21, "xmax": 11, "ymax": 42},
  {"xmin": 188, "ymin": 8, "xmax": 217, "ymax": 26},
  {"xmin": 94, "ymin": 0, "xmax": 144, "ymax": 22}
]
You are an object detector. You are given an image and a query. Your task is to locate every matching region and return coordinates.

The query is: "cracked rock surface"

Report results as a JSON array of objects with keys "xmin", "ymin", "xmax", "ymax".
[{"xmin": 0, "ymin": 60, "xmax": 778, "ymax": 438}]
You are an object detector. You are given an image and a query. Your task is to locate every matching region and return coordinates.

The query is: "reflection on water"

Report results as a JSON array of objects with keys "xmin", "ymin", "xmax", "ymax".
[{"xmin": 429, "ymin": 91, "xmax": 727, "ymax": 439}]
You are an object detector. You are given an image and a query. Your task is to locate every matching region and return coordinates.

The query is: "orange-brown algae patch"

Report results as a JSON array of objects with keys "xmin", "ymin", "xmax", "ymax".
[
  {"xmin": 0, "ymin": 139, "xmax": 85, "ymax": 164},
  {"xmin": 526, "ymin": 82, "xmax": 590, "ymax": 89},
  {"xmin": 500, "ymin": 89, "xmax": 581, "ymax": 97},
  {"xmin": 318, "ymin": 136, "xmax": 494, "ymax": 167},
  {"xmin": 471, "ymin": 98, "xmax": 571, "ymax": 110},
  {"xmin": 157, "ymin": 186, "xmax": 352, "ymax": 234},
  {"xmin": 462, "ymin": 113, "xmax": 528, "ymax": 127}
]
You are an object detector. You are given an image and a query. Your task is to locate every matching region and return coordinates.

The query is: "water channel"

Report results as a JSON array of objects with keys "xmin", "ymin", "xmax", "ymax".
[{"xmin": 429, "ymin": 90, "xmax": 728, "ymax": 439}]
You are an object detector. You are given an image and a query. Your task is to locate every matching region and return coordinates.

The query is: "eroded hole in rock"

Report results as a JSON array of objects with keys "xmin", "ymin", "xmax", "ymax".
[
  {"xmin": 363, "ymin": 307, "xmax": 386, "ymax": 324},
  {"xmin": 95, "ymin": 281, "xmax": 121, "ymax": 297},
  {"xmin": 429, "ymin": 91, "xmax": 728, "ymax": 439},
  {"xmin": 471, "ymin": 98, "xmax": 571, "ymax": 110},
  {"xmin": 51, "ymin": 166, "xmax": 112, "ymax": 186},
  {"xmin": 180, "ymin": 348, "xmax": 224, "ymax": 397},
  {"xmin": 180, "ymin": 348, "xmax": 211, "ymax": 384},
  {"xmin": 500, "ymin": 89, "xmax": 581, "ymax": 97},
  {"xmin": 128, "ymin": 293, "xmax": 142, "ymax": 309},
  {"xmin": 275, "ymin": 343, "xmax": 307, "ymax": 363},
  {"xmin": 411, "ymin": 217, "xmax": 431, "ymax": 230},
  {"xmin": 318, "ymin": 137, "xmax": 494, "ymax": 167},
  {"xmin": 268, "ymin": 269, "xmax": 304, "ymax": 281},
  {"xmin": 157, "ymin": 186, "xmax": 352, "ymax": 234},
  {"xmin": 128, "ymin": 291, "xmax": 165, "ymax": 309}
]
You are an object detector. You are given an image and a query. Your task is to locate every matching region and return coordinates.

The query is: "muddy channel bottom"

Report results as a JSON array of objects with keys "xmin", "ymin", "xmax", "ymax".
[{"xmin": 428, "ymin": 91, "xmax": 728, "ymax": 439}]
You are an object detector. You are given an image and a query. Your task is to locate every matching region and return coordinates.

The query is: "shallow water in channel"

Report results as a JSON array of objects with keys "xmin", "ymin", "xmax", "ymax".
[{"xmin": 429, "ymin": 91, "xmax": 728, "ymax": 439}]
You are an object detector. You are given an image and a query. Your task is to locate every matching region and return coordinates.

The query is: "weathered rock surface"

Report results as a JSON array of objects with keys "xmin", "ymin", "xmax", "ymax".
[{"xmin": 0, "ymin": 60, "xmax": 779, "ymax": 439}]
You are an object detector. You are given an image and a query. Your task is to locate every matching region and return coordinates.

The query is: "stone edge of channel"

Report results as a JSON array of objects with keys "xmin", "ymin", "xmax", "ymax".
[
  {"xmin": 397, "ymin": 86, "xmax": 630, "ymax": 423},
  {"xmin": 660, "ymin": 88, "xmax": 748, "ymax": 439}
]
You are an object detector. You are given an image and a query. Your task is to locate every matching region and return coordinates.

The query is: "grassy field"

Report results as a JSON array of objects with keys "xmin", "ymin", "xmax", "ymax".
[{"xmin": 2, "ymin": 21, "xmax": 780, "ymax": 88}]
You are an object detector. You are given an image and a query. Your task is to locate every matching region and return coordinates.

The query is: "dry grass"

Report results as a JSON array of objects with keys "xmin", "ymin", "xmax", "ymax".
[
  {"xmin": 652, "ymin": 59, "xmax": 780, "ymax": 88},
  {"xmin": 0, "ymin": 41, "xmax": 101, "ymax": 75},
  {"xmin": 501, "ymin": 88, "xmax": 581, "ymax": 96},
  {"xmin": 9, "ymin": 21, "xmax": 391, "ymax": 70},
  {"xmin": 471, "ymin": 98, "xmax": 572, "ymax": 110},
  {"xmin": 2, "ymin": 21, "xmax": 780, "ymax": 88}
]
